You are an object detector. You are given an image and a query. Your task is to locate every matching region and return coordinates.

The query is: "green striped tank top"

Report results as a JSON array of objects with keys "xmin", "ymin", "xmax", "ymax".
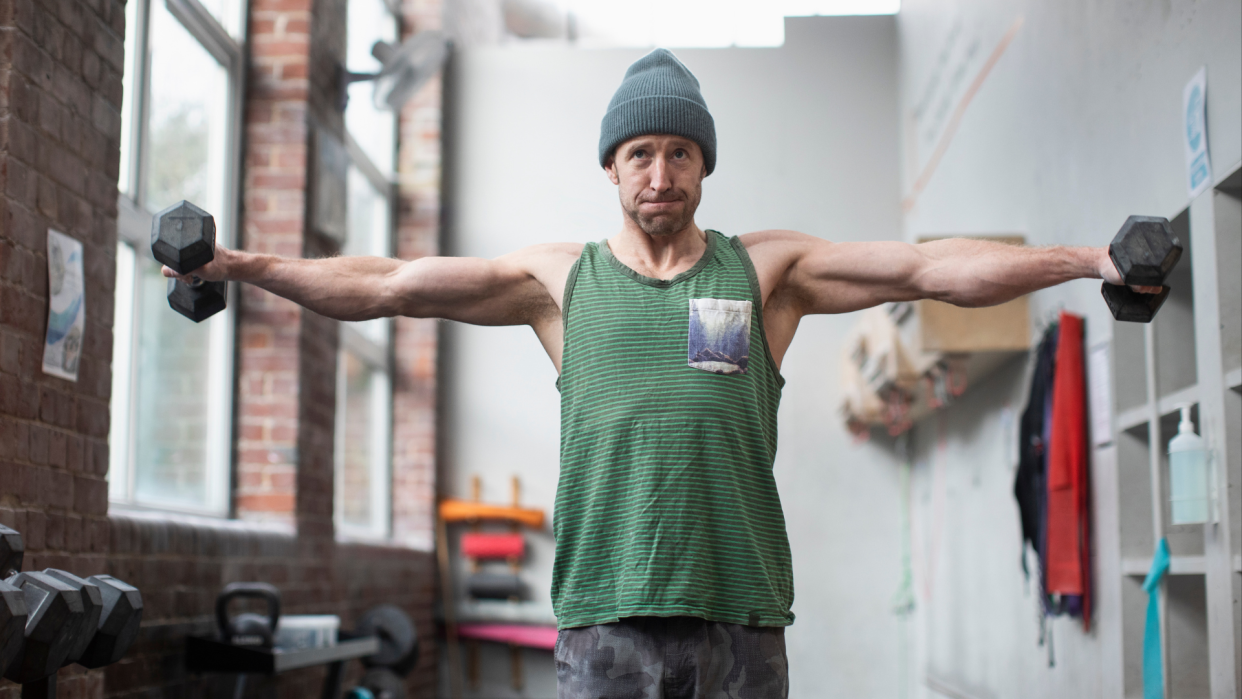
[{"xmin": 552, "ymin": 230, "xmax": 793, "ymax": 629}]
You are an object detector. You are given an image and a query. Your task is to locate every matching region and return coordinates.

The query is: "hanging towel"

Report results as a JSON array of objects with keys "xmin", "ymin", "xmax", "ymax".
[
  {"xmin": 1045, "ymin": 311, "xmax": 1092, "ymax": 630},
  {"xmin": 1143, "ymin": 538, "xmax": 1171, "ymax": 699}
]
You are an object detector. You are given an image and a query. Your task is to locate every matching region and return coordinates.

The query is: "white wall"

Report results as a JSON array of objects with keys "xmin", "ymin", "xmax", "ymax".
[
  {"xmin": 441, "ymin": 16, "xmax": 906, "ymax": 698},
  {"xmin": 896, "ymin": 0, "xmax": 1241, "ymax": 697}
]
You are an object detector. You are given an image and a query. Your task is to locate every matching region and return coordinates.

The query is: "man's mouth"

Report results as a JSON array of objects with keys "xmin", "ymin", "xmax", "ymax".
[{"xmin": 640, "ymin": 200, "xmax": 682, "ymax": 211}]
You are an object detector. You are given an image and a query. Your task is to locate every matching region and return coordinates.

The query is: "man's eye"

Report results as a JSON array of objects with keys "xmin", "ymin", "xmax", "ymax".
[
  {"xmin": 674, "ymin": 149, "xmax": 687, "ymax": 158},
  {"xmin": 633, "ymin": 149, "xmax": 647, "ymax": 159}
]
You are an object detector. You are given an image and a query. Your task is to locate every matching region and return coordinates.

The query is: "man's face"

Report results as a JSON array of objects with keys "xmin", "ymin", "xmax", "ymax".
[{"xmin": 606, "ymin": 135, "xmax": 706, "ymax": 238}]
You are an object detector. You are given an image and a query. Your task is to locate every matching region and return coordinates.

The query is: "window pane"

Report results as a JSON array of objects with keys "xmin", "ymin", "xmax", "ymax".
[
  {"xmin": 346, "ymin": 0, "xmax": 396, "ymax": 171},
  {"xmin": 144, "ymin": 0, "xmax": 230, "ymax": 217},
  {"xmin": 338, "ymin": 351, "xmax": 375, "ymax": 528},
  {"xmin": 131, "ymin": 256, "xmax": 214, "ymax": 509},
  {"xmin": 108, "ymin": 242, "xmax": 137, "ymax": 501},
  {"xmin": 118, "ymin": 0, "xmax": 140, "ymax": 197},
  {"xmin": 194, "ymin": 0, "xmax": 245, "ymax": 39}
]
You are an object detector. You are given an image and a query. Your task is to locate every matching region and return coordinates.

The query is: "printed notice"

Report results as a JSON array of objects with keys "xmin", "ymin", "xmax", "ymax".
[
  {"xmin": 1183, "ymin": 67, "xmax": 1212, "ymax": 199},
  {"xmin": 42, "ymin": 229, "xmax": 85, "ymax": 381},
  {"xmin": 1088, "ymin": 342, "xmax": 1113, "ymax": 448}
]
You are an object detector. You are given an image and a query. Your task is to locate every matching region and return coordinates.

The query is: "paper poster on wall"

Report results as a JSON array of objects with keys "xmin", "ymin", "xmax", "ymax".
[
  {"xmin": 1088, "ymin": 342, "xmax": 1113, "ymax": 448},
  {"xmin": 42, "ymin": 228, "xmax": 86, "ymax": 382},
  {"xmin": 1183, "ymin": 66, "xmax": 1212, "ymax": 199}
]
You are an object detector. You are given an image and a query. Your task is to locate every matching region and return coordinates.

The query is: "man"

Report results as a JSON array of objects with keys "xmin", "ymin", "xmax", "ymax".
[{"xmin": 169, "ymin": 49, "xmax": 1148, "ymax": 697}]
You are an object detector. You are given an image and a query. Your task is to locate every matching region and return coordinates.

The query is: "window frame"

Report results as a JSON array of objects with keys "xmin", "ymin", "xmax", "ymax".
[
  {"xmin": 332, "ymin": 145, "xmax": 397, "ymax": 539},
  {"xmin": 108, "ymin": 0, "xmax": 246, "ymax": 517},
  {"xmin": 332, "ymin": 1, "xmax": 400, "ymax": 538}
]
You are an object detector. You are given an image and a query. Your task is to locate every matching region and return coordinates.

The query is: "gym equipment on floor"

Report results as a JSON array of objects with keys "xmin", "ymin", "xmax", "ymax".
[
  {"xmin": 3, "ymin": 571, "xmax": 90, "ymax": 683},
  {"xmin": 1101, "ymin": 215, "xmax": 1183, "ymax": 323},
  {"xmin": 38, "ymin": 571, "xmax": 102, "ymax": 667},
  {"xmin": 356, "ymin": 605, "xmax": 418, "ymax": 676},
  {"xmin": 77, "ymin": 575, "xmax": 143, "ymax": 669},
  {"xmin": 215, "ymin": 582, "xmax": 281, "ymax": 648},
  {"xmin": 0, "ymin": 525, "xmax": 22, "ymax": 579},
  {"xmin": 151, "ymin": 199, "xmax": 227, "ymax": 322},
  {"xmin": 0, "ymin": 577, "xmax": 26, "ymax": 678},
  {"xmin": 0, "ymin": 527, "xmax": 144, "ymax": 699},
  {"xmin": 190, "ymin": 586, "xmax": 425, "ymax": 699}
]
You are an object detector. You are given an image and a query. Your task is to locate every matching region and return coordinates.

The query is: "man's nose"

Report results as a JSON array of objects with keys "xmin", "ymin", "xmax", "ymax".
[{"xmin": 649, "ymin": 157, "xmax": 671, "ymax": 192}]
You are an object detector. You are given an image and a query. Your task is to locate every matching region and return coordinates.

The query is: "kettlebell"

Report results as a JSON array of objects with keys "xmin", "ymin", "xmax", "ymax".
[{"xmin": 216, "ymin": 582, "xmax": 281, "ymax": 647}]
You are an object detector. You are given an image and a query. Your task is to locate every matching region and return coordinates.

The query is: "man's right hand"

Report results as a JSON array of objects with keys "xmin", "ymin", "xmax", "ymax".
[{"xmin": 161, "ymin": 242, "xmax": 233, "ymax": 284}]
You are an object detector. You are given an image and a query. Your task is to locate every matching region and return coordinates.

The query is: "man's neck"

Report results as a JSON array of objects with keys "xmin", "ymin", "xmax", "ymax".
[{"xmin": 607, "ymin": 223, "xmax": 708, "ymax": 281}]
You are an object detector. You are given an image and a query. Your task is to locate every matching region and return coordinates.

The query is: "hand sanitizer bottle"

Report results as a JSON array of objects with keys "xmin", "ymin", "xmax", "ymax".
[{"xmin": 1168, "ymin": 405, "xmax": 1211, "ymax": 524}]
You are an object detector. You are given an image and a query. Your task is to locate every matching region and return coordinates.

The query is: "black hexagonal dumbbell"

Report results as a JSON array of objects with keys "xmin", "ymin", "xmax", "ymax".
[
  {"xmin": 1, "ymin": 524, "xmax": 21, "ymax": 580},
  {"xmin": 151, "ymin": 200, "xmax": 228, "ymax": 323},
  {"xmin": 2, "ymin": 571, "xmax": 88, "ymax": 683},
  {"xmin": 76, "ymin": 575, "xmax": 143, "ymax": 669},
  {"xmin": 0, "ymin": 577, "xmax": 26, "ymax": 678},
  {"xmin": 40, "ymin": 571, "xmax": 102, "ymax": 667},
  {"xmin": 1101, "ymin": 215, "xmax": 1184, "ymax": 323},
  {"xmin": 1, "ymin": 524, "xmax": 27, "ymax": 677}
]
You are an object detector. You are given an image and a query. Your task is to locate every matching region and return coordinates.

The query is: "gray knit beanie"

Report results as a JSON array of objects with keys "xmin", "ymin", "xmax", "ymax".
[{"xmin": 599, "ymin": 49, "xmax": 717, "ymax": 175}]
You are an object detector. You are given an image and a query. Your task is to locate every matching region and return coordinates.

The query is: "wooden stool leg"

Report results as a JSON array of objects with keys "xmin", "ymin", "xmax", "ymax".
[
  {"xmin": 510, "ymin": 644, "xmax": 523, "ymax": 692},
  {"xmin": 467, "ymin": 640, "xmax": 480, "ymax": 691}
]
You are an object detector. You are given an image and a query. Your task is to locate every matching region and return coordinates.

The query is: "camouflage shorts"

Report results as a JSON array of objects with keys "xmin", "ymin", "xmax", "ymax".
[{"xmin": 554, "ymin": 617, "xmax": 789, "ymax": 699}]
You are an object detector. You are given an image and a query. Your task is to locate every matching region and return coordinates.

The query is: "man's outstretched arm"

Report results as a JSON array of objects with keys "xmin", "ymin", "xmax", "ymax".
[
  {"xmin": 746, "ymin": 231, "xmax": 1144, "ymax": 317},
  {"xmin": 162, "ymin": 243, "xmax": 577, "ymax": 326}
]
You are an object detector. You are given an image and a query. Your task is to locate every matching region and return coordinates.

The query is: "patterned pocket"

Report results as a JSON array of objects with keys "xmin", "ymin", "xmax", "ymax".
[{"xmin": 688, "ymin": 298, "xmax": 752, "ymax": 375}]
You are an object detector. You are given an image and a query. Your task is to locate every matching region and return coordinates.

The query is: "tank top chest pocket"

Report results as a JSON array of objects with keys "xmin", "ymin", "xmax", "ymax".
[{"xmin": 687, "ymin": 298, "xmax": 752, "ymax": 375}]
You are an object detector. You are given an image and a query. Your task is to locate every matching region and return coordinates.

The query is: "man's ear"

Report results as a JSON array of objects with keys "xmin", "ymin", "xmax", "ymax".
[{"xmin": 605, "ymin": 158, "xmax": 620, "ymax": 185}]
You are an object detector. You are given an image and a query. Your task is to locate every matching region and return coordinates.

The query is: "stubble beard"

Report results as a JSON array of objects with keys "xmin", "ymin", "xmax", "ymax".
[{"xmin": 623, "ymin": 185, "xmax": 702, "ymax": 238}]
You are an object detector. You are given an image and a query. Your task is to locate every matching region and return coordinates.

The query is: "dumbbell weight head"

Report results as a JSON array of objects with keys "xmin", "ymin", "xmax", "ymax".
[
  {"xmin": 151, "ymin": 200, "xmax": 227, "ymax": 323},
  {"xmin": 41, "ymin": 570, "xmax": 103, "ymax": 666},
  {"xmin": 0, "ymin": 578, "xmax": 29, "ymax": 678},
  {"xmin": 1101, "ymin": 284, "xmax": 1172, "ymax": 323},
  {"xmin": 1, "ymin": 524, "xmax": 23, "ymax": 578},
  {"xmin": 151, "ymin": 200, "xmax": 216, "ymax": 274},
  {"xmin": 77, "ymin": 575, "xmax": 143, "ymax": 669},
  {"xmin": 1108, "ymin": 216, "xmax": 1182, "ymax": 286},
  {"xmin": 357, "ymin": 605, "xmax": 418, "ymax": 676},
  {"xmin": 1102, "ymin": 215, "xmax": 1183, "ymax": 323},
  {"xmin": 166, "ymin": 277, "xmax": 228, "ymax": 323},
  {"xmin": 2, "ymin": 571, "xmax": 86, "ymax": 683}
]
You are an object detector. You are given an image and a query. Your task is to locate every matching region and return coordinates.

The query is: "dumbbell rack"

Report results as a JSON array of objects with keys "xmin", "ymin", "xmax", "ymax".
[{"xmin": 185, "ymin": 633, "xmax": 380, "ymax": 699}]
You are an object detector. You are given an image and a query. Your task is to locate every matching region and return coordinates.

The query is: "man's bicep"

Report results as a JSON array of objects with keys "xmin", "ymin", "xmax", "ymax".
[
  {"xmin": 788, "ymin": 240, "xmax": 926, "ymax": 315},
  {"xmin": 388, "ymin": 255, "xmax": 548, "ymax": 325}
]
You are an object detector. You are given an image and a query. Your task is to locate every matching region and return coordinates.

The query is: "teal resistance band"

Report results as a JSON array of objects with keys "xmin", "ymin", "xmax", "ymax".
[{"xmin": 1142, "ymin": 538, "xmax": 1171, "ymax": 699}]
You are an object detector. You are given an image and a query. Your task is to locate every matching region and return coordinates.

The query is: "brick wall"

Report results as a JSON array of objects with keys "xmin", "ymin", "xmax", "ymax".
[
  {"xmin": 1, "ymin": 0, "xmax": 127, "ymax": 693},
  {"xmin": 1, "ymin": 0, "xmax": 445, "ymax": 694}
]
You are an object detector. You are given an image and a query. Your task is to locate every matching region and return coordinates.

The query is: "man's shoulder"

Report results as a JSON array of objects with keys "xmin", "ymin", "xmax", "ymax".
[
  {"xmin": 736, "ymin": 229, "xmax": 817, "ymax": 249},
  {"xmin": 736, "ymin": 230, "xmax": 828, "ymax": 268},
  {"xmin": 500, "ymin": 242, "xmax": 586, "ymax": 272}
]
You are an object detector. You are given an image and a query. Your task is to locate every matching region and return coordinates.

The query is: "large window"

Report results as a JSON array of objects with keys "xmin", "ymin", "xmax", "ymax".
[
  {"xmin": 109, "ymin": 0, "xmax": 246, "ymax": 515},
  {"xmin": 334, "ymin": 0, "xmax": 398, "ymax": 539}
]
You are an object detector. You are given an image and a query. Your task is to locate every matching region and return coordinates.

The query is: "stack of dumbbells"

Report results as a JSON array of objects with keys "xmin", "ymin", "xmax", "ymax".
[{"xmin": 0, "ymin": 525, "xmax": 143, "ymax": 699}]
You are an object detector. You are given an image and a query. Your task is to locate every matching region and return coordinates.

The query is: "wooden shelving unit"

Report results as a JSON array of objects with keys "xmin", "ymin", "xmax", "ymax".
[{"xmin": 1097, "ymin": 165, "xmax": 1241, "ymax": 698}]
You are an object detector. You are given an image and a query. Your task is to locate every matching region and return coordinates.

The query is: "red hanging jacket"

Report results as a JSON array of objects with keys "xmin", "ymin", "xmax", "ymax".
[{"xmin": 1045, "ymin": 311, "xmax": 1091, "ymax": 629}]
